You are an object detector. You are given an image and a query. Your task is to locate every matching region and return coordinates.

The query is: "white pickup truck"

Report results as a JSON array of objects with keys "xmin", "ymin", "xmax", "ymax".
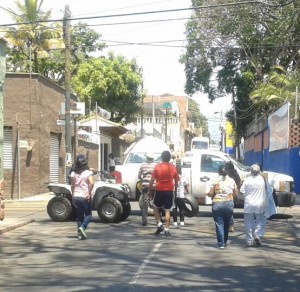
[
  {"xmin": 116, "ymin": 136, "xmax": 200, "ymax": 217},
  {"xmin": 115, "ymin": 136, "xmax": 169, "ymax": 200},
  {"xmin": 181, "ymin": 149, "xmax": 296, "ymax": 207}
]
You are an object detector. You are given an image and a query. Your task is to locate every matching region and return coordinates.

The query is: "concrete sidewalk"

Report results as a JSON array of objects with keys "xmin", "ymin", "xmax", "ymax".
[{"xmin": 0, "ymin": 193, "xmax": 53, "ymax": 234}]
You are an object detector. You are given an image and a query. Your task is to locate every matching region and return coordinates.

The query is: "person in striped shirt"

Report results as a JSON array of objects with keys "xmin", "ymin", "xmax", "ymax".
[{"xmin": 138, "ymin": 153, "xmax": 157, "ymax": 226}]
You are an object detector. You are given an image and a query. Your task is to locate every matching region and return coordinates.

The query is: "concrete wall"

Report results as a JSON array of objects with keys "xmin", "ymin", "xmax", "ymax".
[{"xmin": 243, "ymin": 119, "xmax": 300, "ymax": 194}]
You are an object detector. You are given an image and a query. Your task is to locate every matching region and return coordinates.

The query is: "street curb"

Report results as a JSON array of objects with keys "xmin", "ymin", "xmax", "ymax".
[{"xmin": 0, "ymin": 219, "xmax": 35, "ymax": 234}]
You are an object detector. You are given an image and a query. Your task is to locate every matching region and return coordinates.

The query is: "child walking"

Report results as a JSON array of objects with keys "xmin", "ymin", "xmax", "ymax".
[
  {"xmin": 71, "ymin": 155, "xmax": 94, "ymax": 240},
  {"xmin": 173, "ymin": 169, "xmax": 189, "ymax": 226}
]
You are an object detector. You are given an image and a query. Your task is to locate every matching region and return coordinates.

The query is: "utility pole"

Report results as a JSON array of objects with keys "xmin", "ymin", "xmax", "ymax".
[
  {"xmin": 232, "ymin": 89, "xmax": 240, "ymax": 159},
  {"xmin": 63, "ymin": 6, "xmax": 72, "ymax": 176},
  {"xmin": 0, "ymin": 37, "xmax": 7, "ymax": 181}
]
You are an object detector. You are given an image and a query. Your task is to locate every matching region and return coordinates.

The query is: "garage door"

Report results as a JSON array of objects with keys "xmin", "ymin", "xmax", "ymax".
[
  {"xmin": 3, "ymin": 127, "xmax": 13, "ymax": 170},
  {"xmin": 49, "ymin": 134, "xmax": 59, "ymax": 183}
]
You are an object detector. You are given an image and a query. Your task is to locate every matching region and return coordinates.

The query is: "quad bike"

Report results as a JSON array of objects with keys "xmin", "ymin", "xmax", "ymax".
[{"xmin": 47, "ymin": 171, "xmax": 131, "ymax": 223}]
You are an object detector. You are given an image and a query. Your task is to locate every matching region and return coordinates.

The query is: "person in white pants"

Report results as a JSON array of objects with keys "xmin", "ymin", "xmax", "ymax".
[{"xmin": 240, "ymin": 164, "xmax": 269, "ymax": 247}]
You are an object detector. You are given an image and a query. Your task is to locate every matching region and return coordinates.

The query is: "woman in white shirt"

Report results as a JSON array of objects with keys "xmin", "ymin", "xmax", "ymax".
[{"xmin": 240, "ymin": 164, "xmax": 268, "ymax": 247}]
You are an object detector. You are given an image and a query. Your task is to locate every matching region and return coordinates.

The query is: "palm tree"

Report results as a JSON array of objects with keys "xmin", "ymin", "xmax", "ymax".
[
  {"xmin": 5, "ymin": 0, "xmax": 62, "ymax": 73},
  {"xmin": 250, "ymin": 66, "xmax": 299, "ymax": 114}
]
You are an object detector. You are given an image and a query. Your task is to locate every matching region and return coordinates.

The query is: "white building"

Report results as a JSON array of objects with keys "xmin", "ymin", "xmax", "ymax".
[{"xmin": 126, "ymin": 95, "xmax": 194, "ymax": 155}]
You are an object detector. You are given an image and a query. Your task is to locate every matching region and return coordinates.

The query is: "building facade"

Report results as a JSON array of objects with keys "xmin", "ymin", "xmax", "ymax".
[
  {"xmin": 125, "ymin": 94, "xmax": 194, "ymax": 155},
  {"xmin": 2, "ymin": 73, "xmax": 127, "ymax": 199}
]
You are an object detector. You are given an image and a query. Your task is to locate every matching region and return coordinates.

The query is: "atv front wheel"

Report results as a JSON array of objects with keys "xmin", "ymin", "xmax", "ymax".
[
  {"xmin": 120, "ymin": 199, "xmax": 131, "ymax": 221},
  {"xmin": 47, "ymin": 196, "xmax": 73, "ymax": 222},
  {"xmin": 97, "ymin": 197, "xmax": 123, "ymax": 223}
]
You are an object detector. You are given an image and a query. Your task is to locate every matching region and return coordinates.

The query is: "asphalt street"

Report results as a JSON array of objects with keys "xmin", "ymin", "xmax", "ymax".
[{"xmin": 0, "ymin": 195, "xmax": 299, "ymax": 292}]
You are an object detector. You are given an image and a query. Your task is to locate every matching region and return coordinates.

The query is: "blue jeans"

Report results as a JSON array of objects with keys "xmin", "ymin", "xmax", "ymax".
[
  {"xmin": 212, "ymin": 201, "xmax": 234, "ymax": 247},
  {"xmin": 73, "ymin": 197, "xmax": 92, "ymax": 230}
]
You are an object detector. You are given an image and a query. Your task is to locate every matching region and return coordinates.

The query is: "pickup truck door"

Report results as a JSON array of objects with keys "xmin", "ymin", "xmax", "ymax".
[{"xmin": 190, "ymin": 153, "xmax": 226, "ymax": 198}]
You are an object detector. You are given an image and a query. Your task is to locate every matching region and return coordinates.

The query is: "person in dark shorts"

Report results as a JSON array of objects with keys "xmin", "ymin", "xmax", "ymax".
[{"xmin": 148, "ymin": 150, "xmax": 179, "ymax": 236}]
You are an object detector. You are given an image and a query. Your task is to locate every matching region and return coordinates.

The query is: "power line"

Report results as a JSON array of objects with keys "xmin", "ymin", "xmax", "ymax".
[{"xmin": 0, "ymin": 1, "xmax": 288, "ymax": 27}]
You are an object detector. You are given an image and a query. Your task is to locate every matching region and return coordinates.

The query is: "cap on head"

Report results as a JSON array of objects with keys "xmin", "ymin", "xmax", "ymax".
[
  {"xmin": 250, "ymin": 164, "xmax": 261, "ymax": 175},
  {"xmin": 145, "ymin": 152, "xmax": 154, "ymax": 161},
  {"xmin": 76, "ymin": 154, "xmax": 87, "ymax": 167}
]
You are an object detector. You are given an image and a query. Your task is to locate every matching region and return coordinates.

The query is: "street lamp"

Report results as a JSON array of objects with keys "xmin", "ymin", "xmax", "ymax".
[
  {"xmin": 163, "ymin": 102, "xmax": 172, "ymax": 144},
  {"xmin": 214, "ymin": 111, "xmax": 226, "ymax": 152}
]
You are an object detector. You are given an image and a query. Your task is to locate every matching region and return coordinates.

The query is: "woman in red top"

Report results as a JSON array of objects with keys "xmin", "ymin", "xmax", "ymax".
[{"xmin": 148, "ymin": 150, "xmax": 179, "ymax": 236}]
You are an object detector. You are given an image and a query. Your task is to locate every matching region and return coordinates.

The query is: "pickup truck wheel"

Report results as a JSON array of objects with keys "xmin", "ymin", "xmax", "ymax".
[
  {"xmin": 97, "ymin": 197, "xmax": 123, "ymax": 223},
  {"xmin": 184, "ymin": 194, "xmax": 199, "ymax": 218},
  {"xmin": 120, "ymin": 199, "xmax": 131, "ymax": 221},
  {"xmin": 47, "ymin": 196, "xmax": 73, "ymax": 222}
]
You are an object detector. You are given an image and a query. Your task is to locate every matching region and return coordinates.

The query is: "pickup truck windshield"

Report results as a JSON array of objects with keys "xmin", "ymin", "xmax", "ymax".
[{"xmin": 126, "ymin": 152, "xmax": 162, "ymax": 164}]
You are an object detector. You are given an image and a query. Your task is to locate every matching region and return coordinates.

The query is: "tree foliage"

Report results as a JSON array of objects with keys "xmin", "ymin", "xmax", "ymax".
[
  {"xmin": 188, "ymin": 98, "xmax": 209, "ymax": 137},
  {"xmin": 5, "ymin": 0, "xmax": 62, "ymax": 73},
  {"xmin": 5, "ymin": 1, "xmax": 106, "ymax": 85},
  {"xmin": 181, "ymin": 0, "xmax": 300, "ymax": 138},
  {"xmin": 72, "ymin": 53, "xmax": 143, "ymax": 124}
]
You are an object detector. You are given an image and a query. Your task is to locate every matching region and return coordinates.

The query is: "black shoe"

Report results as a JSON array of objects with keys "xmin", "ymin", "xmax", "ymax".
[
  {"xmin": 164, "ymin": 230, "xmax": 171, "ymax": 237},
  {"xmin": 142, "ymin": 221, "xmax": 147, "ymax": 226},
  {"xmin": 254, "ymin": 237, "xmax": 261, "ymax": 246},
  {"xmin": 154, "ymin": 225, "xmax": 164, "ymax": 235}
]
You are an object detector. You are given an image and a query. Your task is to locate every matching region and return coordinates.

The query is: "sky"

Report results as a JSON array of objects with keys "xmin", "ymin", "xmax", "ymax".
[{"xmin": 0, "ymin": 0, "xmax": 231, "ymax": 142}]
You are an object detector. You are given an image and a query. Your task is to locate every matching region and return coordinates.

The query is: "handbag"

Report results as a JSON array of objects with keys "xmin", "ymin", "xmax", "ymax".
[{"xmin": 261, "ymin": 175, "xmax": 277, "ymax": 218}]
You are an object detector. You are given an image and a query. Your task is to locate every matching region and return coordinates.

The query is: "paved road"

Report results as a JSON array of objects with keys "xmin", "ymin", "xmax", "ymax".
[{"xmin": 0, "ymin": 198, "xmax": 299, "ymax": 291}]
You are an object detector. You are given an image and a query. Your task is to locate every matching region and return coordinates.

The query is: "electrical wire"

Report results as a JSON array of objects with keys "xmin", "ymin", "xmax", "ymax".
[{"xmin": 0, "ymin": 0, "xmax": 294, "ymax": 27}]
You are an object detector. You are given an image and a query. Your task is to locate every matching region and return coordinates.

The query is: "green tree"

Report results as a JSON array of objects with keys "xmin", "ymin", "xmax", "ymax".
[
  {"xmin": 181, "ymin": 0, "xmax": 300, "ymax": 139},
  {"xmin": 5, "ymin": 1, "xmax": 106, "ymax": 84},
  {"xmin": 5, "ymin": 0, "xmax": 62, "ymax": 73},
  {"xmin": 250, "ymin": 66, "xmax": 299, "ymax": 116},
  {"xmin": 188, "ymin": 98, "xmax": 209, "ymax": 137},
  {"xmin": 39, "ymin": 22, "xmax": 106, "ymax": 85},
  {"xmin": 72, "ymin": 53, "xmax": 143, "ymax": 124}
]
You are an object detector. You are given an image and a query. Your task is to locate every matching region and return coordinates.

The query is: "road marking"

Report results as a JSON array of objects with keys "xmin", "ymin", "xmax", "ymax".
[{"xmin": 129, "ymin": 242, "xmax": 161, "ymax": 285}]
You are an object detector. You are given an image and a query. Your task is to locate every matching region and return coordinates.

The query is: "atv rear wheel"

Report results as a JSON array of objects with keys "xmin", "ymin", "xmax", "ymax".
[
  {"xmin": 97, "ymin": 197, "xmax": 123, "ymax": 223},
  {"xmin": 47, "ymin": 196, "xmax": 73, "ymax": 222}
]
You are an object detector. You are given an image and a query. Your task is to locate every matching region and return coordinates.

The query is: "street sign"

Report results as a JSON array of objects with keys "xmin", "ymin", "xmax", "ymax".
[
  {"xmin": 18, "ymin": 140, "xmax": 28, "ymax": 148},
  {"xmin": 61, "ymin": 102, "xmax": 85, "ymax": 115},
  {"xmin": 163, "ymin": 101, "xmax": 172, "ymax": 110},
  {"xmin": 57, "ymin": 120, "xmax": 79, "ymax": 126}
]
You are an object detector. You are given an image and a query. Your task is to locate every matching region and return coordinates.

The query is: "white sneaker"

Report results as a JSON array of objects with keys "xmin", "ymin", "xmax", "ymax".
[
  {"xmin": 174, "ymin": 222, "xmax": 178, "ymax": 227},
  {"xmin": 180, "ymin": 222, "xmax": 185, "ymax": 226}
]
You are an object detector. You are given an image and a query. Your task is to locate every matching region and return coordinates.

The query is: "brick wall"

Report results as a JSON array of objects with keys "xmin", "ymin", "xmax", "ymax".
[
  {"xmin": 289, "ymin": 119, "xmax": 300, "ymax": 148},
  {"xmin": 3, "ymin": 73, "xmax": 68, "ymax": 198}
]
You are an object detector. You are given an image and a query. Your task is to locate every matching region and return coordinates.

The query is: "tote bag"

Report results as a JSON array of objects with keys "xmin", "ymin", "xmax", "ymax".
[{"xmin": 262, "ymin": 175, "xmax": 277, "ymax": 218}]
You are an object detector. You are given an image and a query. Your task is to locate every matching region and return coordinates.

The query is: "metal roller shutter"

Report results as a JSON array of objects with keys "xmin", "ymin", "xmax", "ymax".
[
  {"xmin": 49, "ymin": 134, "xmax": 59, "ymax": 183},
  {"xmin": 3, "ymin": 127, "xmax": 13, "ymax": 170}
]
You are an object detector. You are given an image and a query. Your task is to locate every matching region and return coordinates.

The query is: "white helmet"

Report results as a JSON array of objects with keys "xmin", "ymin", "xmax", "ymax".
[{"xmin": 145, "ymin": 152, "xmax": 154, "ymax": 161}]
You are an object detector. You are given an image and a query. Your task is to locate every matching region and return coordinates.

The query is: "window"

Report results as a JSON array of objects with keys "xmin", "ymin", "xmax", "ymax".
[{"xmin": 201, "ymin": 154, "xmax": 225, "ymax": 173}]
